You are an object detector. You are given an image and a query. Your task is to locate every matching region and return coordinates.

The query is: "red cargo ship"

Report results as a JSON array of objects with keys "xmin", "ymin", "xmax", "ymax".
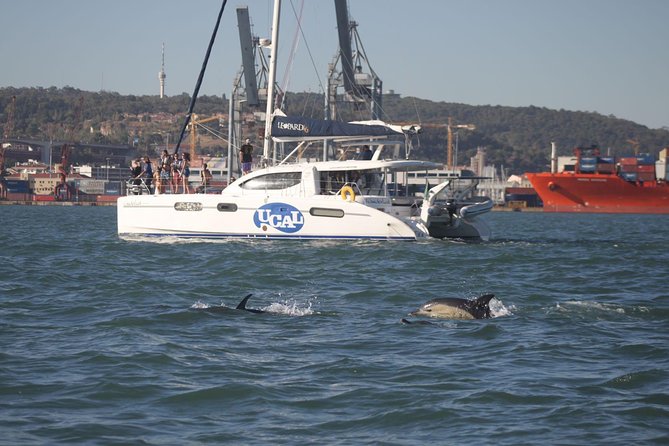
[{"xmin": 526, "ymin": 145, "xmax": 669, "ymax": 214}]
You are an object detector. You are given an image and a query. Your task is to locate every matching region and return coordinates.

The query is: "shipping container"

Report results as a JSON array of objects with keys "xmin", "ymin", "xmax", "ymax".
[
  {"xmin": 636, "ymin": 154, "xmax": 655, "ymax": 165},
  {"xmin": 104, "ymin": 182, "xmax": 122, "ymax": 195},
  {"xmin": 620, "ymin": 164, "xmax": 638, "ymax": 173},
  {"xmin": 598, "ymin": 156, "xmax": 615, "ymax": 164},
  {"xmin": 75, "ymin": 179, "xmax": 106, "ymax": 195},
  {"xmin": 619, "ymin": 157, "xmax": 638, "ymax": 166},
  {"xmin": 637, "ymin": 164, "xmax": 655, "ymax": 173},
  {"xmin": 4, "ymin": 179, "xmax": 30, "ymax": 193},
  {"xmin": 620, "ymin": 172, "xmax": 637, "ymax": 182},
  {"xmin": 504, "ymin": 191, "xmax": 542, "ymax": 207},
  {"xmin": 96, "ymin": 195, "xmax": 119, "ymax": 203},
  {"xmin": 596, "ymin": 164, "xmax": 615, "ymax": 174}
]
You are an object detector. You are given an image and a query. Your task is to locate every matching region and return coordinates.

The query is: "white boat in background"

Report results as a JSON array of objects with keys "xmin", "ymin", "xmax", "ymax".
[
  {"xmin": 117, "ymin": 118, "xmax": 492, "ymax": 241},
  {"xmin": 116, "ymin": 0, "xmax": 492, "ymax": 241}
]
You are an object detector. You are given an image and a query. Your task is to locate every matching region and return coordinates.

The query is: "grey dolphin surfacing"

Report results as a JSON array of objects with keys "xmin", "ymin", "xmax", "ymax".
[
  {"xmin": 410, "ymin": 294, "xmax": 495, "ymax": 320},
  {"xmin": 194, "ymin": 294, "xmax": 265, "ymax": 314},
  {"xmin": 235, "ymin": 294, "xmax": 265, "ymax": 314}
]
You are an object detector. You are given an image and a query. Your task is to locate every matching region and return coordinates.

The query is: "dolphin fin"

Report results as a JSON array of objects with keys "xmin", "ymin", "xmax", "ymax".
[
  {"xmin": 475, "ymin": 294, "xmax": 495, "ymax": 306},
  {"xmin": 469, "ymin": 293, "xmax": 495, "ymax": 319},
  {"xmin": 236, "ymin": 294, "xmax": 253, "ymax": 310}
]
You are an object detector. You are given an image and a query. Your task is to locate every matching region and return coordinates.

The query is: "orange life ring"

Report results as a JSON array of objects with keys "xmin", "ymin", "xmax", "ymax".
[{"xmin": 340, "ymin": 185, "xmax": 356, "ymax": 202}]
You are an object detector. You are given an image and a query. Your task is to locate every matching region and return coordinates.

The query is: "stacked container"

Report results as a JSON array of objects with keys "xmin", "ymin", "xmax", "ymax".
[
  {"xmin": 618, "ymin": 157, "xmax": 638, "ymax": 182},
  {"xmin": 636, "ymin": 154, "xmax": 656, "ymax": 182},
  {"xmin": 596, "ymin": 156, "xmax": 616, "ymax": 174},
  {"xmin": 578, "ymin": 156, "xmax": 597, "ymax": 173}
]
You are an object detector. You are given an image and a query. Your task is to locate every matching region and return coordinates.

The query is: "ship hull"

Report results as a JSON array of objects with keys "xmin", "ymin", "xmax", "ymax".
[{"xmin": 526, "ymin": 172, "xmax": 669, "ymax": 214}]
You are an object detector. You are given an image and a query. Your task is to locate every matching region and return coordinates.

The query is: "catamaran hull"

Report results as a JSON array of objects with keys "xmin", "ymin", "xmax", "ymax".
[{"xmin": 117, "ymin": 194, "xmax": 421, "ymax": 240}]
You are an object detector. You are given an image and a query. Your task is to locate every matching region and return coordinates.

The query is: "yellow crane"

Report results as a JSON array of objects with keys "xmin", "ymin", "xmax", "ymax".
[
  {"xmin": 626, "ymin": 138, "xmax": 640, "ymax": 155},
  {"xmin": 189, "ymin": 114, "xmax": 222, "ymax": 160},
  {"xmin": 447, "ymin": 117, "xmax": 475, "ymax": 170}
]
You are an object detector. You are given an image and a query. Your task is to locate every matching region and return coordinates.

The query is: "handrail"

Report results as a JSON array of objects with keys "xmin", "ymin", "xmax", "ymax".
[{"xmin": 126, "ymin": 178, "xmax": 151, "ymax": 195}]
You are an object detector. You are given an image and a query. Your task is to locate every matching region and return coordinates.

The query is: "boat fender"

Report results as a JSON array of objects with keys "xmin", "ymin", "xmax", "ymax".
[
  {"xmin": 340, "ymin": 185, "xmax": 356, "ymax": 202},
  {"xmin": 548, "ymin": 181, "xmax": 557, "ymax": 191}
]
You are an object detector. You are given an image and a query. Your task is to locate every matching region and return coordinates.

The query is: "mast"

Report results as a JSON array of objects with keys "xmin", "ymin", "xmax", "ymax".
[{"xmin": 262, "ymin": 0, "xmax": 281, "ymax": 163}]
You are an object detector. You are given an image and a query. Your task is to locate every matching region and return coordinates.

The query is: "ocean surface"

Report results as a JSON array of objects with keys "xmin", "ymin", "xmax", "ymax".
[{"xmin": 1, "ymin": 205, "xmax": 668, "ymax": 445}]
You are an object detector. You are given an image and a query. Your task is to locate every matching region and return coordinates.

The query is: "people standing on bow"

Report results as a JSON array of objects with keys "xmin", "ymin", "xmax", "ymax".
[
  {"xmin": 159, "ymin": 158, "xmax": 170, "ymax": 194},
  {"xmin": 180, "ymin": 152, "xmax": 191, "ymax": 194},
  {"xmin": 160, "ymin": 149, "xmax": 171, "ymax": 167},
  {"xmin": 171, "ymin": 153, "xmax": 181, "ymax": 193},
  {"xmin": 240, "ymin": 138, "xmax": 253, "ymax": 175},
  {"xmin": 142, "ymin": 156, "xmax": 154, "ymax": 194}
]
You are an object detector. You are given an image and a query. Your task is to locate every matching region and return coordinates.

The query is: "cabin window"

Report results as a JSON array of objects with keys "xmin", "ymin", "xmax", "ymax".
[
  {"xmin": 217, "ymin": 203, "xmax": 238, "ymax": 212},
  {"xmin": 310, "ymin": 207, "xmax": 345, "ymax": 218},
  {"xmin": 174, "ymin": 202, "xmax": 203, "ymax": 211},
  {"xmin": 240, "ymin": 172, "xmax": 302, "ymax": 190}
]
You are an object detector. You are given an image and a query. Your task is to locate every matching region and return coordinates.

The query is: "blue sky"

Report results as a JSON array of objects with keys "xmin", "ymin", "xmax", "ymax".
[{"xmin": 1, "ymin": 0, "xmax": 668, "ymax": 129}]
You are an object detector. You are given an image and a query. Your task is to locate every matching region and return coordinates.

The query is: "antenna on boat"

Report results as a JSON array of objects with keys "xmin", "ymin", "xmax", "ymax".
[{"xmin": 262, "ymin": 0, "xmax": 281, "ymax": 164}]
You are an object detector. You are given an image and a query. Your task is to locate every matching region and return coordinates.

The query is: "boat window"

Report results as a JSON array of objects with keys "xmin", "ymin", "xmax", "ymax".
[
  {"xmin": 217, "ymin": 203, "xmax": 238, "ymax": 212},
  {"xmin": 310, "ymin": 207, "xmax": 345, "ymax": 218},
  {"xmin": 240, "ymin": 172, "xmax": 302, "ymax": 190},
  {"xmin": 174, "ymin": 202, "xmax": 203, "ymax": 211}
]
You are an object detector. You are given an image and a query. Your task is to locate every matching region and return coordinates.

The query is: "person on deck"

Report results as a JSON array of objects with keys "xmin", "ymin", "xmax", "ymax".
[
  {"xmin": 171, "ymin": 153, "xmax": 181, "ymax": 194},
  {"xmin": 130, "ymin": 159, "xmax": 142, "ymax": 193},
  {"xmin": 142, "ymin": 157, "xmax": 154, "ymax": 193},
  {"xmin": 240, "ymin": 138, "xmax": 253, "ymax": 175},
  {"xmin": 180, "ymin": 153, "xmax": 191, "ymax": 194},
  {"xmin": 361, "ymin": 145, "xmax": 373, "ymax": 160},
  {"xmin": 197, "ymin": 163, "xmax": 212, "ymax": 193}
]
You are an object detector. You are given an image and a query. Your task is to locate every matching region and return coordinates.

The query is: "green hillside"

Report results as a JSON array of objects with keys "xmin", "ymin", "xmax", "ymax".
[{"xmin": 2, "ymin": 87, "xmax": 667, "ymax": 174}]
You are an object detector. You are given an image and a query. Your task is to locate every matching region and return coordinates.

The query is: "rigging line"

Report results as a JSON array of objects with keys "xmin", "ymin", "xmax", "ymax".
[
  {"xmin": 288, "ymin": 0, "xmax": 326, "ymax": 95},
  {"xmin": 280, "ymin": 0, "xmax": 305, "ymax": 98},
  {"xmin": 173, "ymin": 0, "xmax": 228, "ymax": 155},
  {"xmin": 412, "ymin": 96, "xmax": 422, "ymax": 125}
]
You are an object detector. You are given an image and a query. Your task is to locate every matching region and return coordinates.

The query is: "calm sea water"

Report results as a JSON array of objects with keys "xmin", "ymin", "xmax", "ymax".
[{"xmin": 1, "ymin": 205, "xmax": 668, "ymax": 445}]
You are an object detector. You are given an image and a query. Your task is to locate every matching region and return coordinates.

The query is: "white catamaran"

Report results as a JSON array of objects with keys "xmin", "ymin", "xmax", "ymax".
[{"xmin": 117, "ymin": 0, "xmax": 492, "ymax": 241}]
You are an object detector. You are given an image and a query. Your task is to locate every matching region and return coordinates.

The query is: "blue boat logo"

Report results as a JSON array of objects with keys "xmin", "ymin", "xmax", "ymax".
[{"xmin": 253, "ymin": 203, "xmax": 304, "ymax": 233}]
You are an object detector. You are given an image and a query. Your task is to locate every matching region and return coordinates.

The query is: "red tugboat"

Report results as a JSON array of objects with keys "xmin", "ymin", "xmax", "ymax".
[{"xmin": 526, "ymin": 144, "xmax": 669, "ymax": 214}]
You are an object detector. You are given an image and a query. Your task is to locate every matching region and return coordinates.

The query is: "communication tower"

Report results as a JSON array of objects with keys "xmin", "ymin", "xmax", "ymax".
[{"xmin": 159, "ymin": 43, "xmax": 166, "ymax": 98}]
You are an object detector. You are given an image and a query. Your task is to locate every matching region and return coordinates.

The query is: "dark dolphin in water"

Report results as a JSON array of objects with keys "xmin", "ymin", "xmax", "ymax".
[
  {"xmin": 195, "ymin": 294, "xmax": 265, "ymax": 314},
  {"xmin": 408, "ymin": 294, "xmax": 496, "ymax": 320},
  {"xmin": 235, "ymin": 294, "xmax": 265, "ymax": 314}
]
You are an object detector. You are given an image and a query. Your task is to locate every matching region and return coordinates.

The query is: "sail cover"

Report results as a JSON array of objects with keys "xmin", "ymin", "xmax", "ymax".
[{"xmin": 271, "ymin": 114, "xmax": 404, "ymax": 141}]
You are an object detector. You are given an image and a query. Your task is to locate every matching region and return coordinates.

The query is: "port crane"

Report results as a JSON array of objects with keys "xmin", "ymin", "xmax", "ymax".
[
  {"xmin": 447, "ymin": 117, "xmax": 475, "ymax": 170},
  {"xmin": 327, "ymin": 0, "xmax": 382, "ymax": 122},
  {"xmin": 53, "ymin": 96, "xmax": 83, "ymax": 200}
]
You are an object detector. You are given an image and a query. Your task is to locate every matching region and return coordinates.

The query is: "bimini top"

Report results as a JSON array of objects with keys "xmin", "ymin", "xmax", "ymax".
[{"xmin": 270, "ymin": 111, "xmax": 421, "ymax": 143}]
